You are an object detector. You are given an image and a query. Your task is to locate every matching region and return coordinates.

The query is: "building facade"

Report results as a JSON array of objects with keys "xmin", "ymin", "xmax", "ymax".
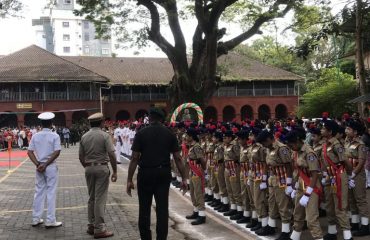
[
  {"xmin": 32, "ymin": 0, "xmax": 112, "ymax": 57},
  {"xmin": 0, "ymin": 45, "xmax": 301, "ymax": 128}
]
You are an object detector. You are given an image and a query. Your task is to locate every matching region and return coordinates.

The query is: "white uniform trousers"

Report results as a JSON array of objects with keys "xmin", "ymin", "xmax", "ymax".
[
  {"xmin": 32, "ymin": 164, "xmax": 58, "ymax": 224},
  {"xmin": 115, "ymin": 143, "xmax": 122, "ymax": 163}
]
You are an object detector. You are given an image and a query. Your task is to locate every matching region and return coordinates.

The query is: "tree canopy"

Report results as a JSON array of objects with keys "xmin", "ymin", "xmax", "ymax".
[{"xmin": 0, "ymin": 0, "xmax": 23, "ymax": 18}]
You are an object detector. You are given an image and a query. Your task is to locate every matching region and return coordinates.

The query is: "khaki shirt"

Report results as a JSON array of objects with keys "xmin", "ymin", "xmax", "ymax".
[
  {"xmin": 206, "ymin": 140, "xmax": 215, "ymax": 153},
  {"xmin": 295, "ymin": 144, "xmax": 320, "ymax": 171},
  {"xmin": 224, "ymin": 143, "xmax": 240, "ymax": 162},
  {"xmin": 79, "ymin": 127, "xmax": 115, "ymax": 164},
  {"xmin": 240, "ymin": 145, "xmax": 249, "ymax": 163},
  {"xmin": 266, "ymin": 141, "xmax": 291, "ymax": 167},
  {"xmin": 321, "ymin": 137, "xmax": 345, "ymax": 166},
  {"xmin": 345, "ymin": 137, "xmax": 367, "ymax": 161},
  {"xmin": 248, "ymin": 143, "xmax": 266, "ymax": 163},
  {"xmin": 213, "ymin": 143, "xmax": 224, "ymax": 162},
  {"xmin": 188, "ymin": 143, "xmax": 204, "ymax": 161}
]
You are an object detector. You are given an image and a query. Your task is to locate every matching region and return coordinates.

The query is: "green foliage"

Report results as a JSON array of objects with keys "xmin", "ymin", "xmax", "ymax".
[
  {"xmin": 0, "ymin": 0, "xmax": 23, "ymax": 18},
  {"xmin": 298, "ymin": 68, "xmax": 357, "ymax": 118}
]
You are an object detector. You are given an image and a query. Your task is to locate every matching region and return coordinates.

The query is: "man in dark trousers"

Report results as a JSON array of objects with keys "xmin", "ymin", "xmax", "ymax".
[{"xmin": 127, "ymin": 107, "xmax": 188, "ymax": 240}]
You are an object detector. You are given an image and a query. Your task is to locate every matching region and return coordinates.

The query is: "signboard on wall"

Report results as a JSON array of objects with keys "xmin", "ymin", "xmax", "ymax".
[
  {"xmin": 154, "ymin": 102, "xmax": 167, "ymax": 108},
  {"xmin": 16, "ymin": 103, "xmax": 32, "ymax": 109}
]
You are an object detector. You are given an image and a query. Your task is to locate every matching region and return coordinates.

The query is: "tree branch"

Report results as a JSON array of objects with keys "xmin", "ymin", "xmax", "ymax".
[
  {"xmin": 137, "ymin": 0, "xmax": 175, "ymax": 60},
  {"xmin": 218, "ymin": 0, "xmax": 295, "ymax": 56},
  {"xmin": 194, "ymin": 0, "xmax": 208, "ymax": 32}
]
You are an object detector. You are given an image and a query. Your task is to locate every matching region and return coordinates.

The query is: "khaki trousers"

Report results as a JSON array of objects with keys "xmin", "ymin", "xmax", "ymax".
[
  {"xmin": 216, "ymin": 164, "xmax": 228, "ymax": 198},
  {"xmin": 190, "ymin": 174, "xmax": 205, "ymax": 211},
  {"xmin": 85, "ymin": 165, "xmax": 110, "ymax": 233},
  {"xmin": 254, "ymin": 181, "xmax": 268, "ymax": 218},
  {"xmin": 239, "ymin": 173, "xmax": 252, "ymax": 211},
  {"xmin": 210, "ymin": 165, "xmax": 219, "ymax": 194},
  {"xmin": 324, "ymin": 171, "xmax": 350, "ymax": 230},
  {"xmin": 349, "ymin": 169, "xmax": 369, "ymax": 216},
  {"xmin": 268, "ymin": 176, "xmax": 292, "ymax": 223},
  {"xmin": 293, "ymin": 190, "xmax": 323, "ymax": 239},
  {"xmin": 225, "ymin": 164, "xmax": 242, "ymax": 206}
]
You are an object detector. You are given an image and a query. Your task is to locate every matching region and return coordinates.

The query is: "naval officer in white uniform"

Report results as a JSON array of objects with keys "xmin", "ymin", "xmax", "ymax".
[{"xmin": 27, "ymin": 112, "xmax": 62, "ymax": 228}]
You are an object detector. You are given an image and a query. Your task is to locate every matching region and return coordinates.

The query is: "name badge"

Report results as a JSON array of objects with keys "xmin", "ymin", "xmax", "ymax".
[
  {"xmin": 270, "ymin": 151, "xmax": 276, "ymax": 156},
  {"xmin": 252, "ymin": 149, "xmax": 258, "ymax": 153},
  {"xmin": 326, "ymin": 147, "xmax": 332, "ymax": 152},
  {"xmin": 350, "ymin": 145, "xmax": 357, "ymax": 150}
]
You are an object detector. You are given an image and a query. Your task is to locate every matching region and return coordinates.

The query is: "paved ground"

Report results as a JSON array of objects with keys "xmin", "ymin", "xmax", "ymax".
[{"xmin": 0, "ymin": 145, "xmax": 370, "ymax": 240}]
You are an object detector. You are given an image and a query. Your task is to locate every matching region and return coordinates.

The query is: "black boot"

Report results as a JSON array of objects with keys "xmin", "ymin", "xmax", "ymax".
[
  {"xmin": 208, "ymin": 198, "xmax": 218, "ymax": 206},
  {"xmin": 205, "ymin": 194, "xmax": 213, "ymax": 202},
  {"xmin": 319, "ymin": 208, "xmax": 326, "ymax": 217},
  {"xmin": 323, "ymin": 233, "xmax": 337, "ymax": 240},
  {"xmin": 230, "ymin": 211, "xmax": 244, "ymax": 220},
  {"xmin": 250, "ymin": 222, "xmax": 262, "ymax": 231},
  {"xmin": 351, "ymin": 223, "xmax": 360, "ymax": 231},
  {"xmin": 275, "ymin": 232, "xmax": 291, "ymax": 240},
  {"xmin": 185, "ymin": 212, "xmax": 199, "ymax": 220},
  {"xmin": 246, "ymin": 218, "xmax": 258, "ymax": 229},
  {"xmin": 218, "ymin": 204, "xmax": 230, "ymax": 213},
  {"xmin": 212, "ymin": 199, "xmax": 222, "ymax": 208},
  {"xmin": 223, "ymin": 209, "xmax": 237, "ymax": 217},
  {"xmin": 214, "ymin": 202, "xmax": 223, "ymax": 211},
  {"xmin": 353, "ymin": 225, "xmax": 370, "ymax": 236},
  {"xmin": 191, "ymin": 216, "xmax": 206, "ymax": 225},
  {"xmin": 236, "ymin": 216, "xmax": 250, "ymax": 224},
  {"xmin": 256, "ymin": 225, "xmax": 276, "ymax": 236}
]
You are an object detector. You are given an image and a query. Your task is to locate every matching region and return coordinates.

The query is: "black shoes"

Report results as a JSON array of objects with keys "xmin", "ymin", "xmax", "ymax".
[
  {"xmin": 353, "ymin": 225, "xmax": 370, "ymax": 236},
  {"xmin": 256, "ymin": 225, "xmax": 276, "ymax": 236},
  {"xmin": 230, "ymin": 211, "xmax": 244, "ymax": 220},
  {"xmin": 250, "ymin": 222, "xmax": 262, "ymax": 231},
  {"xmin": 185, "ymin": 212, "xmax": 199, "ymax": 220},
  {"xmin": 246, "ymin": 218, "xmax": 259, "ymax": 229},
  {"xmin": 275, "ymin": 232, "xmax": 291, "ymax": 240},
  {"xmin": 236, "ymin": 216, "xmax": 250, "ymax": 224},
  {"xmin": 223, "ymin": 209, "xmax": 237, "ymax": 217},
  {"xmin": 191, "ymin": 216, "xmax": 206, "ymax": 225},
  {"xmin": 351, "ymin": 223, "xmax": 360, "ymax": 231},
  {"xmin": 205, "ymin": 194, "xmax": 213, "ymax": 202},
  {"xmin": 217, "ymin": 204, "xmax": 230, "ymax": 213},
  {"xmin": 323, "ymin": 233, "xmax": 337, "ymax": 240}
]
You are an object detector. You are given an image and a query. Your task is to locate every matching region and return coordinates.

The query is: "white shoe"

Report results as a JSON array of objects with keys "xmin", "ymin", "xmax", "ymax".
[
  {"xmin": 32, "ymin": 219, "xmax": 44, "ymax": 227},
  {"xmin": 45, "ymin": 221, "xmax": 63, "ymax": 228}
]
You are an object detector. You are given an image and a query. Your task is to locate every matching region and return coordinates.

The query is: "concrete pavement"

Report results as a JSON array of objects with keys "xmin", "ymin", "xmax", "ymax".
[{"xmin": 1, "ymin": 145, "xmax": 370, "ymax": 240}]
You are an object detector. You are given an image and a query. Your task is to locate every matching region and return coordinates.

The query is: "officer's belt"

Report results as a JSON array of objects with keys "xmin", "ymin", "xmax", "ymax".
[{"xmin": 85, "ymin": 162, "xmax": 108, "ymax": 167}]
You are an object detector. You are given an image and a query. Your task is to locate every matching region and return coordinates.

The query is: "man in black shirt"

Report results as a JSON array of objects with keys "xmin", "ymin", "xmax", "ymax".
[{"xmin": 127, "ymin": 107, "xmax": 188, "ymax": 240}]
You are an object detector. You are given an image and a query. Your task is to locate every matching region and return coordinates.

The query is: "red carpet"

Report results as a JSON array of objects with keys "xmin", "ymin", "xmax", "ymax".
[
  {"xmin": 0, "ymin": 151, "xmax": 28, "ymax": 158},
  {"xmin": 0, "ymin": 161, "xmax": 21, "ymax": 167}
]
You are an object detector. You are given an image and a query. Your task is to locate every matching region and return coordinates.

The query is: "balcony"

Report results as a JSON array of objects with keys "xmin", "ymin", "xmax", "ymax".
[
  {"xmin": 0, "ymin": 92, "xmax": 19, "ymax": 101},
  {"xmin": 69, "ymin": 91, "xmax": 91, "ymax": 100},
  {"xmin": 21, "ymin": 92, "xmax": 43, "ymax": 101}
]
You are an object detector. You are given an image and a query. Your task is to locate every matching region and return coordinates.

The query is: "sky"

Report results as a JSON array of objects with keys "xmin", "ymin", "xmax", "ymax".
[{"xmin": 0, "ymin": 0, "xmax": 349, "ymax": 57}]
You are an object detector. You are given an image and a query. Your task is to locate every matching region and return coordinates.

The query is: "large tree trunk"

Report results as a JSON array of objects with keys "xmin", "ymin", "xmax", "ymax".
[{"xmin": 356, "ymin": 0, "xmax": 367, "ymax": 116}]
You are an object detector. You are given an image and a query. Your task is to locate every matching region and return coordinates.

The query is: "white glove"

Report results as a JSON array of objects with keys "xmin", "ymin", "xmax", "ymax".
[
  {"xmin": 290, "ymin": 189, "xmax": 296, "ymax": 199},
  {"xmin": 321, "ymin": 177, "xmax": 326, "ymax": 186},
  {"xmin": 204, "ymin": 172, "xmax": 209, "ymax": 181},
  {"xmin": 260, "ymin": 182, "xmax": 267, "ymax": 190},
  {"xmin": 285, "ymin": 185, "xmax": 293, "ymax": 196},
  {"xmin": 349, "ymin": 179, "xmax": 355, "ymax": 189},
  {"xmin": 299, "ymin": 195, "xmax": 310, "ymax": 207},
  {"xmin": 247, "ymin": 179, "xmax": 251, "ymax": 186}
]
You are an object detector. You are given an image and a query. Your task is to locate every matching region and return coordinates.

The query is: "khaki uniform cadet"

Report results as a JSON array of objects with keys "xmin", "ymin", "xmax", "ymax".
[
  {"xmin": 28, "ymin": 112, "xmax": 62, "ymax": 228},
  {"xmin": 174, "ymin": 123, "xmax": 187, "ymax": 186},
  {"xmin": 320, "ymin": 120, "xmax": 352, "ymax": 240},
  {"xmin": 185, "ymin": 128, "xmax": 207, "ymax": 225},
  {"xmin": 223, "ymin": 130, "xmax": 243, "ymax": 219},
  {"xmin": 285, "ymin": 130, "xmax": 323, "ymax": 240},
  {"xmin": 213, "ymin": 131, "xmax": 230, "ymax": 213},
  {"xmin": 345, "ymin": 121, "xmax": 370, "ymax": 236},
  {"xmin": 256, "ymin": 130, "xmax": 293, "ymax": 239},
  {"xmin": 79, "ymin": 113, "xmax": 117, "ymax": 238},
  {"xmin": 206, "ymin": 132, "xmax": 220, "ymax": 207},
  {"xmin": 236, "ymin": 130, "xmax": 253, "ymax": 223},
  {"xmin": 248, "ymin": 128, "xmax": 266, "ymax": 230},
  {"xmin": 203, "ymin": 132, "xmax": 215, "ymax": 202}
]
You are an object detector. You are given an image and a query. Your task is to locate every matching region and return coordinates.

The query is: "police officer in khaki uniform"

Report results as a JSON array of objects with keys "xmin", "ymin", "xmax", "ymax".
[
  {"xmin": 320, "ymin": 120, "xmax": 353, "ymax": 240},
  {"xmin": 256, "ymin": 130, "xmax": 293, "ymax": 239},
  {"xmin": 286, "ymin": 128, "xmax": 323, "ymax": 240},
  {"xmin": 213, "ymin": 131, "xmax": 230, "ymax": 213},
  {"xmin": 185, "ymin": 128, "xmax": 207, "ymax": 225},
  {"xmin": 206, "ymin": 129, "xmax": 221, "ymax": 208},
  {"xmin": 236, "ymin": 130, "xmax": 253, "ymax": 223},
  {"xmin": 345, "ymin": 120, "xmax": 370, "ymax": 236},
  {"xmin": 79, "ymin": 112, "xmax": 117, "ymax": 239},
  {"xmin": 247, "ymin": 127, "xmax": 265, "ymax": 230},
  {"xmin": 223, "ymin": 130, "xmax": 243, "ymax": 219}
]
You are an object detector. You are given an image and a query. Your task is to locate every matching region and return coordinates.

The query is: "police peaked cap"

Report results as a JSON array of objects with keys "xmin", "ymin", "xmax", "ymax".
[
  {"xmin": 236, "ymin": 130, "xmax": 249, "ymax": 139},
  {"xmin": 346, "ymin": 120, "xmax": 364, "ymax": 134},
  {"xmin": 255, "ymin": 130, "xmax": 274, "ymax": 143},
  {"xmin": 285, "ymin": 127, "xmax": 306, "ymax": 143}
]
